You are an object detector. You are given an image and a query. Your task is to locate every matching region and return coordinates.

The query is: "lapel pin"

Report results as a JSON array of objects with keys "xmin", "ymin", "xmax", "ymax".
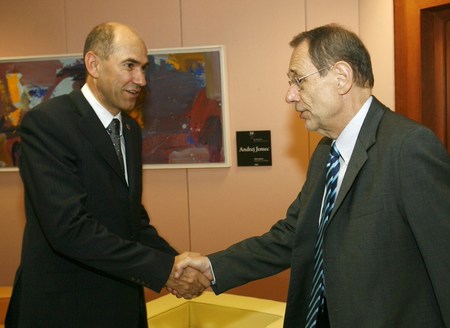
[{"xmin": 126, "ymin": 124, "xmax": 131, "ymax": 130}]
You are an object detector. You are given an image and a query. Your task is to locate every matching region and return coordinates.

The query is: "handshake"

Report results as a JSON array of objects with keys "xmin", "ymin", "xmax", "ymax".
[{"xmin": 165, "ymin": 252, "xmax": 212, "ymax": 299}]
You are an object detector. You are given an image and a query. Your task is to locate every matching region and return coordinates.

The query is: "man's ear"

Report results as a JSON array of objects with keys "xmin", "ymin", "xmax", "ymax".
[
  {"xmin": 84, "ymin": 51, "xmax": 100, "ymax": 78},
  {"xmin": 334, "ymin": 61, "xmax": 353, "ymax": 94}
]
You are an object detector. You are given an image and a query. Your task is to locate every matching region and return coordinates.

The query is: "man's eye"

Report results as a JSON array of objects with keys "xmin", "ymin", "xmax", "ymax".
[
  {"xmin": 295, "ymin": 77, "xmax": 304, "ymax": 86},
  {"xmin": 125, "ymin": 63, "xmax": 134, "ymax": 69}
]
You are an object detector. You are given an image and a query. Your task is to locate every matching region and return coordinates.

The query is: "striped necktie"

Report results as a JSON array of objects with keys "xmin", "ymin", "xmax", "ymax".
[
  {"xmin": 305, "ymin": 141, "xmax": 340, "ymax": 328},
  {"xmin": 107, "ymin": 118, "xmax": 125, "ymax": 174}
]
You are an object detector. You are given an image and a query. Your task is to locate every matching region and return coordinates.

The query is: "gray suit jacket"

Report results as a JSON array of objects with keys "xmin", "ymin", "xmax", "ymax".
[
  {"xmin": 6, "ymin": 90, "xmax": 177, "ymax": 328},
  {"xmin": 209, "ymin": 97, "xmax": 450, "ymax": 327}
]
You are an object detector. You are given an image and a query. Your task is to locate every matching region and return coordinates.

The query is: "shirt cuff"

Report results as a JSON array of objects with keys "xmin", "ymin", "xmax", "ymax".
[{"xmin": 207, "ymin": 257, "xmax": 217, "ymax": 285}]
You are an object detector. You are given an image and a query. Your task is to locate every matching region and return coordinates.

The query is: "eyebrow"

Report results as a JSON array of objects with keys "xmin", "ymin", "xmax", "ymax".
[
  {"xmin": 287, "ymin": 69, "xmax": 301, "ymax": 77},
  {"xmin": 122, "ymin": 57, "xmax": 149, "ymax": 69}
]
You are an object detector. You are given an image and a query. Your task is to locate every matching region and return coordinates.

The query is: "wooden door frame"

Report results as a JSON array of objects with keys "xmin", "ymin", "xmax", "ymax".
[
  {"xmin": 421, "ymin": 6, "xmax": 450, "ymax": 143},
  {"xmin": 394, "ymin": 0, "xmax": 449, "ymax": 122}
]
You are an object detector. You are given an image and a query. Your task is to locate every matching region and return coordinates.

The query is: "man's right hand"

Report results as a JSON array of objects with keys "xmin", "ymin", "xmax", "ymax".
[{"xmin": 165, "ymin": 252, "xmax": 212, "ymax": 299}]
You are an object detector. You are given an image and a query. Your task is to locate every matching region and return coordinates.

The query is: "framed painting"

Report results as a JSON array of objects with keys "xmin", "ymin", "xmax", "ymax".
[{"xmin": 0, "ymin": 45, "xmax": 230, "ymax": 170}]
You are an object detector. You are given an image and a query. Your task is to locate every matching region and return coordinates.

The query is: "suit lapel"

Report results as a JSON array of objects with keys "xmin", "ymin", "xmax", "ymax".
[
  {"xmin": 68, "ymin": 91, "xmax": 128, "ymax": 184},
  {"xmin": 329, "ymin": 97, "xmax": 387, "ymax": 222},
  {"xmin": 332, "ymin": 139, "xmax": 368, "ymax": 216},
  {"xmin": 122, "ymin": 117, "xmax": 136, "ymax": 192},
  {"xmin": 294, "ymin": 140, "xmax": 330, "ymax": 243}
]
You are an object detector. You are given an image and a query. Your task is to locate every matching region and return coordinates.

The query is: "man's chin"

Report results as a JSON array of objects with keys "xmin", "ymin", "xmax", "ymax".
[
  {"xmin": 304, "ymin": 121, "xmax": 317, "ymax": 132},
  {"xmin": 120, "ymin": 102, "xmax": 138, "ymax": 113}
]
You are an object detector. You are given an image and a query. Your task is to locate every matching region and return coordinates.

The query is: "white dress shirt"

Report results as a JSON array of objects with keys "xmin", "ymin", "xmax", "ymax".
[
  {"xmin": 81, "ymin": 84, "xmax": 129, "ymax": 184},
  {"xmin": 319, "ymin": 96, "xmax": 373, "ymax": 223}
]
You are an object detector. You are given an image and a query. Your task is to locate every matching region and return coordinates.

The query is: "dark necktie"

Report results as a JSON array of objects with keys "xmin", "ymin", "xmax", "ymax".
[
  {"xmin": 305, "ymin": 142, "xmax": 340, "ymax": 328},
  {"xmin": 107, "ymin": 118, "xmax": 125, "ymax": 174}
]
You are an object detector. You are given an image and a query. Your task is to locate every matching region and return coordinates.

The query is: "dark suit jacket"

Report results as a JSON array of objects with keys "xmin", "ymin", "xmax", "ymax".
[
  {"xmin": 6, "ymin": 90, "xmax": 178, "ymax": 328},
  {"xmin": 209, "ymin": 97, "xmax": 450, "ymax": 327}
]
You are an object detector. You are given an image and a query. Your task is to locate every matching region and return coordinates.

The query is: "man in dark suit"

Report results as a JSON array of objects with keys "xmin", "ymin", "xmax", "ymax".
[
  {"xmin": 5, "ymin": 22, "xmax": 209, "ymax": 327},
  {"xmin": 174, "ymin": 24, "xmax": 450, "ymax": 327}
]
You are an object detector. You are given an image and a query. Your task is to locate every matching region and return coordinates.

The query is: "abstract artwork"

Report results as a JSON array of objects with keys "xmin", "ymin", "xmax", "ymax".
[{"xmin": 0, "ymin": 46, "xmax": 230, "ymax": 170}]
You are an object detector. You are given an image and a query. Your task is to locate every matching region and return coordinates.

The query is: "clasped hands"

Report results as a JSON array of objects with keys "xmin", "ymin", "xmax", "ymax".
[{"xmin": 165, "ymin": 252, "xmax": 212, "ymax": 299}]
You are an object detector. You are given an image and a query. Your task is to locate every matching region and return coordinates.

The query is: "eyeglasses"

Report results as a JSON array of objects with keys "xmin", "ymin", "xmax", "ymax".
[{"xmin": 287, "ymin": 66, "xmax": 332, "ymax": 88}]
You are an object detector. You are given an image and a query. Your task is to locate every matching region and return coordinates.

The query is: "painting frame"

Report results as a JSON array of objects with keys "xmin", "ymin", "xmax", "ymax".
[{"xmin": 0, "ymin": 45, "xmax": 230, "ymax": 171}]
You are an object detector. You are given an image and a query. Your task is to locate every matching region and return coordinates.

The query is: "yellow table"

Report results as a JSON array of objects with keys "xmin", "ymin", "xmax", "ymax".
[
  {"xmin": 0, "ymin": 287, "xmax": 12, "ymax": 327},
  {"xmin": 147, "ymin": 291, "xmax": 286, "ymax": 328}
]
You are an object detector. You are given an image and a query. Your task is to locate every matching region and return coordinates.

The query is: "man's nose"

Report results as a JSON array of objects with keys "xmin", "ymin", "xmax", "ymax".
[
  {"xmin": 135, "ymin": 69, "xmax": 147, "ymax": 86},
  {"xmin": 285, "ymin": 84, "xmax": 300, "ymax": 103}
]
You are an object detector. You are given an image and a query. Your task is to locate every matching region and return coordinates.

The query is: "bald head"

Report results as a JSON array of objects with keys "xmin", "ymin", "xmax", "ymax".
[{"xmin": 83, "ymin": 22, "xmax": 146, "ymax": 60}]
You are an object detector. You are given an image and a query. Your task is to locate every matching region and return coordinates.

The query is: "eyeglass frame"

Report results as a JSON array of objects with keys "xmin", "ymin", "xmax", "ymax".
[{"xmin": 287, "ymin": 65, "xmax": 333, "ymax": 88}]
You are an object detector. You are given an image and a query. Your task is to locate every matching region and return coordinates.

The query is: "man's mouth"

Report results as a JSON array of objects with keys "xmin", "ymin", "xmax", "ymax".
[
  {"xmin": 298, "ymin": 109, "xmax": 308, "ymax": 120},
  {"xmin": 126, "ymin": 89, "xmax": 141, "ymax": 96}
]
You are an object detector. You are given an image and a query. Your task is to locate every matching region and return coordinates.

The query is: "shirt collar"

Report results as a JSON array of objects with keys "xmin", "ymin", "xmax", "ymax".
[
  {"xmin": 335, "ymin": 96, "xmax": 373, "ymax": 164},
  {"xmin": 81, "ymin": 84, "xmax": 122, "ymax": 130}
]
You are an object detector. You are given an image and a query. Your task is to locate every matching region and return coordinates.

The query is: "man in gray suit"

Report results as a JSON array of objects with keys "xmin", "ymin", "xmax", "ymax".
[{"xmin": 173, "ymin": 24, "xmax": 450, "ymax": 327}]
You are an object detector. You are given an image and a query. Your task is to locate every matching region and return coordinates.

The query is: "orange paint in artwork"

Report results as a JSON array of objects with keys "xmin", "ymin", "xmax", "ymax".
[
  {"xmin": 167, "ymin": 53, "xmax": 205, "ymax": 72},
  {"xmin": 8, "ymin": 108, "xmax": 22, "ymax": 127},
  {"xmin": 6, "ymin": 73, "xmax": 22, "ymax": 105}
]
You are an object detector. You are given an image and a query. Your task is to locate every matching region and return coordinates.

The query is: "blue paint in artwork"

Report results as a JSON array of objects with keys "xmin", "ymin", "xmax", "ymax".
[
  {"xmin": 28, "ymin": 86, "xmax": 49, "ymax": 108},
  {"xmin": 191, "ymin": 65, "xmax": 206, "ymax": 88},
  {"xmin": 186, "ymin": 134, "xmax": 195, "ymax": 145},
  {"xmin": 28, "ymin": 86, "xmax": 48, "ymax": 98}
]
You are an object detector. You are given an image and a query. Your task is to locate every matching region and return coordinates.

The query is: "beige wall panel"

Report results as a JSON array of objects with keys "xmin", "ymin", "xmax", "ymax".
[
  {"xmin": 0, "ymin": 0, "xmax": 66, "ymax": 57},
  {"xmin": 359, "ymin": 0, "xmax": 395, "ymax": 109},
  {"xmin": 180, "ymin": 0, "xmax": 308, "ymax": 301},
  {"xmin": 0, "ymin": 173, "xmax": 24, "ymax": 285},
  {"xmin": 305, "ymin": 0, "xmax": 359, "ymax": 31},
  {"xmin": 142, "ymin": 170, "xmax": 190, "ymax": 252},
  {"xmin": 64, "ymin": 0, "xmax": 183, "ymax": 53},
  {"xmin": 182, "ymin": 0, "xmax": 308, "ymax": 250}
]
